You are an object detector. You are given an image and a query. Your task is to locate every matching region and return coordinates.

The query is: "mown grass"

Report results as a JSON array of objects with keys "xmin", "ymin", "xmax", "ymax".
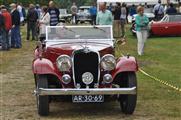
[
  {"xmin": 0, "ymin": 25, "xmax": 181, "ymax": 120},
  {"xmin": 115, "ymin": 26, "xmax": 181, "ymax": 119}
]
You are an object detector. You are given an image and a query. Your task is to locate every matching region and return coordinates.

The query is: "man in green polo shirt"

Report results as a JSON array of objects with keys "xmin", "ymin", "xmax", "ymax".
[{"xmin": 96, "ymin": 3, "xmax": 113, "ymax": 25}]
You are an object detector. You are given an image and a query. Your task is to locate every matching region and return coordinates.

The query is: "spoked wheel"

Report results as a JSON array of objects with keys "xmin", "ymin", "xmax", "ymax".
[
  {"xmin": 36, "ymin": 75, "xmax": 49, "ymax": 116},
  {"xmin": 119, "ymin": 72, "xmax": 137, "ymax": 114}
]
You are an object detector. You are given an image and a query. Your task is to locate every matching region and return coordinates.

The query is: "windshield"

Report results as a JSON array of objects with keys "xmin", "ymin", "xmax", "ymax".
[
  {"xmin": 46, "ymin": 26, "xmax": 113, "ymax": 41},
  {"xmin": 169, "ymin": 15, "xmax": 181, "ymax": 22}
]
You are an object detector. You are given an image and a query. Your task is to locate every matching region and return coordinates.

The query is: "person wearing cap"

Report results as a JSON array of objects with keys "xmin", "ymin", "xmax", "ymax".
[
  {"xmin": 96, "ymin": 2, "xmax": 113, "ymax": 25},
  {"xmin": 1, "ymin": 5, "xmax": 12, "ymax": 50},
  {"xmin": 10, "ymin": 3, "xmax": 21, "ymax": 48}
]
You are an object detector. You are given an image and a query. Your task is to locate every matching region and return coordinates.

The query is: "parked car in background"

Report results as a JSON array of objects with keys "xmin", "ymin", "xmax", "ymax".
[
  {"xmin": 33, "ymin": 25, "xmax": 138, "ymax": 116},
  {"xmin": 77, "ymin": 6, "xmax": 91, "ymax": 24},
  {"xmin": 131, "ymin": 8, "xmax": 155, "ymax": 35},
  {"xmin": 59, "ymin": 9, "xmax": 72, "ymax": 23},
  {"xmin": 150, "ymin": 14, "xmax": 181, "ymax": 36}
]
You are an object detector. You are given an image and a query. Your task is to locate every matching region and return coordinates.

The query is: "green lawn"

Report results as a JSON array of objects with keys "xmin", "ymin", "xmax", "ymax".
[{"xmin": 115, "ymin": 26, "xmax": 181, "ymax": 119}]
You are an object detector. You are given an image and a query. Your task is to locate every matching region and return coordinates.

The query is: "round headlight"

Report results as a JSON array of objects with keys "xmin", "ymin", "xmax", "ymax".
[
  {"xmin": 56, "ymin": 55, "xmax": 71, "ymax": 72},
  {"xmin": 101, "ymin": 54, "xmax": 116, "ymax": 71},
  {"xmin": 82, "ymin": 72, "xmax": 94, "ymax": 85}
]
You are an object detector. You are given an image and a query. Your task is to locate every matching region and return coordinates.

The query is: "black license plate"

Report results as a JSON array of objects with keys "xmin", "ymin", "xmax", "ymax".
[{"xmin": 72, "ymin": 95, "xmax": 104, "ymax": 103}]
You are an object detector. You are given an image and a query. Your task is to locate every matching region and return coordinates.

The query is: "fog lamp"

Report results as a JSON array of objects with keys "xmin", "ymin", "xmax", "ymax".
[
  {"xmin": 62, "ymin": 74, "xmax": 71, "ymax": 84},
  {"xmin": 103, "ymin": 74, "xmax": 113, "ymax": 84}
]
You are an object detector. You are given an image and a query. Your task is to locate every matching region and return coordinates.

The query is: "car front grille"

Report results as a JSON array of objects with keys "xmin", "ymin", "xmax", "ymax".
[{"xmin": 73, "ymin": 49, "xmax": 99, "ymax": 88}]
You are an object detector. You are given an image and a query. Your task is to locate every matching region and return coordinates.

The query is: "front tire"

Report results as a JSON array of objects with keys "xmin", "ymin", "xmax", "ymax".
[
  {"xmin": 36, "ymin": 75, "xmax": 49, "ymax": 116},
  {"xmin": 119, "ymin": 72, "xmax": 137, "ymax": 114}
]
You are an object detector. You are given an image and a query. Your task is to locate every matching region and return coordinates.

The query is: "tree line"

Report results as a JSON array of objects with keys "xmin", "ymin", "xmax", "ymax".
[{"xmin": 0, "ymin": 0, "xmax": 96, "ymax": 8}]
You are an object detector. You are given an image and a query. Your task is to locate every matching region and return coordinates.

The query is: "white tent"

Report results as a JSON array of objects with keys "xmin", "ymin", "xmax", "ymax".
[{"xmin": 97, "ymin": 0, "xmax": 158, "ymax": 5}]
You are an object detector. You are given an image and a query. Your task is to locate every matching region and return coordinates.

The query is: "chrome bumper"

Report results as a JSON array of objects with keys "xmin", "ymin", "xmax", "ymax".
[{"xmin": 34, "ymin": 87, "xmax": 136, "ymax": 96}]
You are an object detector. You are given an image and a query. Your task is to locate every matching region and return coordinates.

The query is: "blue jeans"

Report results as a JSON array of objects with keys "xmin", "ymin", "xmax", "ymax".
[
  {"xmin": 11, "ymin": 26, "xmax": 21, "ymax": 48},
  {"xmin": 0, "ymin": 28, "xmax": 8, "ymax": 50}
]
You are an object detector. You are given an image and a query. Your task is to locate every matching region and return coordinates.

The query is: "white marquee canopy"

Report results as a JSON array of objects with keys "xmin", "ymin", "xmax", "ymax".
[{"xmin": 97, "ymin": 0, "xmax": 159, "ymax": 5}]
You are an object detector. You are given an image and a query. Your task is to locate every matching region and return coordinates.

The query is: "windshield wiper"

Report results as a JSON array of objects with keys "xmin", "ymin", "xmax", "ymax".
[{"xmin": 93, "ymin": 26, "xmax": 107, "ymax": 33}]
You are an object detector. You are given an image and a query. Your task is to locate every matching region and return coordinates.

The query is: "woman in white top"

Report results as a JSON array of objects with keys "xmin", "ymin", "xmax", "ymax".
[{"xmin": 39, "ymin": 6, "xmax": 50, "ymax": 41}]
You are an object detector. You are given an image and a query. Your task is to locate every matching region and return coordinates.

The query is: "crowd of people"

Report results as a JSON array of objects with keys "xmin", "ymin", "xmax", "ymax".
[
  {"xmin": 0, "ymin": 0, "xmax": 181, "ymax": 55},
  {"xmin": 0, "ymin": 1, "xmax": 60, "ymax": 51}
]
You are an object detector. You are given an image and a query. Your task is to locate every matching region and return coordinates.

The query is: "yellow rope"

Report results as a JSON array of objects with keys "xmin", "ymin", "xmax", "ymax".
[
  {"xmin": 117, "ymin": 48, "xmax": 181, "ymax": 93},
  {"xmin": 138, "ymin": 68, "xmax": 181, "ymax": 93}
]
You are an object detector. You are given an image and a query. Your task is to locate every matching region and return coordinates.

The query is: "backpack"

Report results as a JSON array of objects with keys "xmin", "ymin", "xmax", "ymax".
[{"xmin": 154, "ymin": 5, "xmax": 161, "ymax": 16}]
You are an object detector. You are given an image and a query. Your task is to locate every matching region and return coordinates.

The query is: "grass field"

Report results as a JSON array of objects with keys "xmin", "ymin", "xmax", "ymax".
[{"xmin": 0, "ymin": 25, "xmax": 181, "ymax": 120}]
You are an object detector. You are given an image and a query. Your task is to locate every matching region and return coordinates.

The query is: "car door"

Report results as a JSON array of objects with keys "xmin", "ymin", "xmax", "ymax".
[
  {"xmin": 161, "ymin": 22, "xmax": 178, "ymax": 36},
  {"xmin": 151, "ymin": 22, "xmax": 171, "ymax": 36},
  {"xmin": 163, "ymin": 15, "xmax": 181, "ymax": 36},
  {"xmin": 151, "ymin": 15, "xmax": 181, "ymax": 36}
]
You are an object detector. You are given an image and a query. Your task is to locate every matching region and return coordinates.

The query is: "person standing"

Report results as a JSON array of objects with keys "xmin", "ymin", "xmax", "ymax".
[
  {"xmin": 39, "ymin": 6, "xmax": 50, "ymax": 42},
  {"xmin": 0, "ymin": 8, "xmax": 7, "ymax": 50},
  {"xmin": 10, "ymin": 3, "xmax": 21, "ymax": 48},
  {"xmin": 35, "ymin": 4, "xmax": 42, "ymax": 20},
  {"xmin": 1, "ymin": 5, "xmax": 12, "ymax": 50},
  {"xmin": 129, "ymin": 4, "xmax": 137, "ymax": 17},
  {"xmin": 96, "ymin": 3, "xmax": 113, "ymax": 25},
  {"xmin": 48, "ymin": 1, "xmax": 60, "ymax": 26},
  {"xmin": 26, "ymin": 4, "xmax": 38, "ymax": 41},
  {"xmin": 17, "ymin": 3, "xmax": 24, "ymax": 24},
  {"xmin": 120, "ymin": 3, "xmax": 127, "ymax": 37},
  {"xmin": 113, "ymin": 2, "xmax": 121, "ymax": 38},
  {"xmin": 153, "ymin": 0, "xmax": 164, "ymax": 21},
  {"xmin": 89, "ymin": 3, "xmax": 97, "ymax": 25},
  {"xmin": 135, "ymin": 6, "xmax": 149, "ymax": 56},
  {"xmin": 71, "ymin": 2, "xmax": 78, "ymax": 24},
  {"xmin": 166, "ymin": 3, "xmax": 177, "ymax": 14}
]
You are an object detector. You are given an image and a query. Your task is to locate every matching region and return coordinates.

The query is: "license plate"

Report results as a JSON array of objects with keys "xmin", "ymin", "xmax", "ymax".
[{"xmin": 72, "ymin": 95, "xmax": 104, "ymax": 103}]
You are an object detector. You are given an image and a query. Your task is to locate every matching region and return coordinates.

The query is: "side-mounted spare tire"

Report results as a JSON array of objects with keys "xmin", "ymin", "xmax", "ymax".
[{"xmin": 36, "ymin": 75, "xmax": 49, "ymax": 116}]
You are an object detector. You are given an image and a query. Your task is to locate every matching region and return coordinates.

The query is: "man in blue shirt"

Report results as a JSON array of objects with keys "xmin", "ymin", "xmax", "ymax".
[
  {"xmin": 153, "ymin": 0, "xmax": 164, "ymax": 20},
  {"xmin": 89, "ymin": 3, "xmax": 97, "ymax": 25}
]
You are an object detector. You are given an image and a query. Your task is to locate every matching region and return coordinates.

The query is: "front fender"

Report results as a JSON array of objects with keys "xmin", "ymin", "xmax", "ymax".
[
  {"xmin": 112, "ymin": 56, "xmax": 138, "ymax": 79},
  {"xmin": 32, "ymin": 58, "xmax": 61, "ymax": 79}
]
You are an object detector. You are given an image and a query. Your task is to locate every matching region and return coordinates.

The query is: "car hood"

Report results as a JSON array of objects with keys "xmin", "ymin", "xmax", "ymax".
[{"xmin": 45, "ymin": 42, "xmax": 114, "ymax": 56}]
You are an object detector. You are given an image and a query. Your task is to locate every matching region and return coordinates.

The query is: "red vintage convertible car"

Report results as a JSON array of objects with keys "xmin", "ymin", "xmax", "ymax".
[
  {"xmin": 33, "ymin": 25, "xmax": 138, "ymax": 116},
  {"xmin": 150, "ymin": 14, "xmax": 181, "ymax": 36}
]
